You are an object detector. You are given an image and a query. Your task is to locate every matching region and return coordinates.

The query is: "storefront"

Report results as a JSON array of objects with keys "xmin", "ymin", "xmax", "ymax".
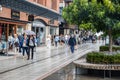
[
  {"xmin": 0, "ymin": 0, "xmax": 61, "ymax": 49},
  {"xmin": 32, "ymin": 19, "xmax": 46, "ymax": 46},
  {"xmin": 50, "ymin": 26, "xmax": 57, "ymax": 35},
  {"xmin": 0, "ymin": 17, "xmax": 28, "ymax": 52}
]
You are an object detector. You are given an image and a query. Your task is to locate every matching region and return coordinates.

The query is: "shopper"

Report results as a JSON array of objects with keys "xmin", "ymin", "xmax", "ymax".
[
  {"xmin": 46, "ymin": 34, "xmax": 51, "ymax": 49},
  {"xmin": 28, "ymin": 35, "xmax": 35, "ymax": 60},
  {"xmin": 21, "ymin": 33, "xmax": 29, "ymax": 60},
  {"xmin": 68, "ymin": 34, "xmax": 76, "ymax": 53},
  {"xmin": 13, "ymin": 34, "xmax": 19, "ymax": 54},
  {"xmin": 54, "ymin": 35, "xmax": 59, "ymax": 47}
]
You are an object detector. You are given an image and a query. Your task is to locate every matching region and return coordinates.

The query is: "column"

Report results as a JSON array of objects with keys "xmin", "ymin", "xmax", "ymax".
[{"xmin": 6, "ymin": 24, "xmax": 9, "ymax": 41}]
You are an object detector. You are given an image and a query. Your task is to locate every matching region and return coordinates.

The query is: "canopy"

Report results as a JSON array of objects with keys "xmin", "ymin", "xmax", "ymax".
[{"xmin": 0, "ymin": 0, "xmax": 61, "ymax": 20}]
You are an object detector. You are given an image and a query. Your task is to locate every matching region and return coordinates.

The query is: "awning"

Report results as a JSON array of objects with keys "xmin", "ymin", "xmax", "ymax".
[
  {"xmin": 0, "ymin": 0, "xmax": 61, "ymax": 20},
  {"xmin": 0, "ymin": 17, "xmax": 30, "ymax": 25}
]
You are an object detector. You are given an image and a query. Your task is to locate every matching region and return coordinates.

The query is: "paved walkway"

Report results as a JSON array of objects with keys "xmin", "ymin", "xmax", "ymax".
[
  {"xmin": 0, "ymin": 45, "xmax": 64, "ymax": 60},
  {"xmin": 0, "ymin": 42, "xmax": 103, "ymax": 80}
]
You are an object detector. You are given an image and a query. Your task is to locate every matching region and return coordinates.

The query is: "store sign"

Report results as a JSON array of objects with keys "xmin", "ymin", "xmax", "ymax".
[
  {"xmin": 33, "ymin": 21, "xmax": 45, "ymax": 27},
  {"xmin": 11, "ymin": 10, "xmax": 20, "ymax": 19}
]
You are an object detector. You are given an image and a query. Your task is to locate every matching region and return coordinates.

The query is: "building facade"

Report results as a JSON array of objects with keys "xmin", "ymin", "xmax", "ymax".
[
  {"xmin": 0, "ymin": 0, "xmax": 61, "ymax": 48},
  {"xmin": 59, "ymin": 0, "xmax": 78, "ymax": 35}
]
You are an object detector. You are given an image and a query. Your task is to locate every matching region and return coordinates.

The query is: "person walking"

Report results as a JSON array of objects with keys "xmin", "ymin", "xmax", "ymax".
[
  {"xmin": 28, "ymin": 35, "xmax": 35, "ymax": 60},
  {"xmin": 64, "ymin": 34, "xmax": 69, "ymax": 45},
  {"xmin": 21, "ymin": 33, "xmax": 29, "ymax": 60},
  {"xmin": 68, "ymin": 34, "xmax": 76, "ymax": 53},
  {"xmin": 8, "ymin": 33, "xmax": 14, "ymax": 50},
  {"xmin": 54, "ymin": 35, "xmax": 59, "ymax": 47},
  {"xmin": 18, "ymin": 33, "xmax": 23, "ymax": 53},
  {"xmin": 46, "ymin": 34, "xmax": 51, "ymax": 49},
  {"xmin": 13, "ymin": 34, "xmax": 19, "ymax": 54}
]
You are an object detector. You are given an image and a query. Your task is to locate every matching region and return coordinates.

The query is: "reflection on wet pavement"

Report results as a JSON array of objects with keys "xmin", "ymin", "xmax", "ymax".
[
  {"xmin": 43, "ymin": 63, "xmax": 75, "ymax": 80},
  {"xmin": 44, "ymin": 63, "xmax": 120, "ymax": 80}
]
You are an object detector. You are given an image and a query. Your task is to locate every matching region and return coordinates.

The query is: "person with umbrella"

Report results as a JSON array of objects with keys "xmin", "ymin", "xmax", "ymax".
[{"xmin": 28, "ymin": 35, "xmax": 36, "ymax": 60}]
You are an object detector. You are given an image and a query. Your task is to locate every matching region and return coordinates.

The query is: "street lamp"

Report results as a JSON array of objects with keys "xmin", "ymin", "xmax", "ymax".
[{"xmin": 0, "ymin": 5, "xmax": 2, "ymax": 12}]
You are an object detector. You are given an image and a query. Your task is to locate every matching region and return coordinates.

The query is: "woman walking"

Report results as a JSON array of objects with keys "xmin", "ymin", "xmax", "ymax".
[
  {"xmin": 28, "ymin": 35, "xmax": 35, "ymax": 60},
  {"xmin": 21, "ymin": 33, "xmax": 29, "ymax": 60},
  {"xmin": 13, "ymin": 34, "xmax": 19, "ymax": 54}
]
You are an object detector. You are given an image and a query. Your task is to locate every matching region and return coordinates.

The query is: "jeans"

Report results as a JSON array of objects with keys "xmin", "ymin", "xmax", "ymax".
[
  {"xmin": 70, "ymin": 46, "xmax": 74, "ymax": 53},
  {"xmin": 22, "ymin": 47, "xmax": 29, "ymax": 59},
  {"xmin": 28, "ymin": 46, "xmax": 34, "ymax": 59},
  {"xmin": 55, "ymin": 41, "xmax": 58, "ymax": 47}
]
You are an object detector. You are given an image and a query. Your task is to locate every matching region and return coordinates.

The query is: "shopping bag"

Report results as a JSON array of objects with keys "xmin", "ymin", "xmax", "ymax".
[{"xmin": 75, "ymin": 45, "xmax": 78, "ymax": 50}]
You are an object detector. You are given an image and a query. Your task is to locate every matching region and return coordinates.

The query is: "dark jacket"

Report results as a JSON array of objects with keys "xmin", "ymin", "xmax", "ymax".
[
  {"xmin": 68, "ymin": 37, "xmax": 76, "ymax": 46},
  {"xmin": 28, "ymin": 37, "xmax": 35, "ymax": 47},
  {"xmin": 18, "ymin": 35, "xmax": 23, "ymax": 47},
  {"xmin": 21, "ymin": 38, "xmax": 28, "ymax": 47}
]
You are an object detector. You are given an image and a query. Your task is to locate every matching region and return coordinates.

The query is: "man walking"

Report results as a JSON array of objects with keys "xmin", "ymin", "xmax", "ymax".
[{"xmin": 68, "ymin": 34, "xmax": 76, "ymax": 53}]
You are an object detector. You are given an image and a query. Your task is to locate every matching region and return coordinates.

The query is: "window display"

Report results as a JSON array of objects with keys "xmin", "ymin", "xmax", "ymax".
[{"xmin": 0, "ymin": 23, "xmax": 7, "ymax": 52}]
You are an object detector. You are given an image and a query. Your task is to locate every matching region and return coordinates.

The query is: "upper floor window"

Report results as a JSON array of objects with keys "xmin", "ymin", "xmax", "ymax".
[
  {"xmin": 37, "ymin": 0, "xmax": 47, "ymax": 6},
  {"xmin": 51, "ymin": 0, "xmax": 57, "ymax": 10},
  {"xmin": 37, "ymin": 0, "xmax": 43, "ymax": 5}
]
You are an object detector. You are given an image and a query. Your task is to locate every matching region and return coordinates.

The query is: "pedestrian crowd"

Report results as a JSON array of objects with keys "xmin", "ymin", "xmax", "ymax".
[
  {"xmin": 47, "ymin": 33, "xmax": 98, "ymax": 53},
  {"xmin": 7, "ymin": 32, "xmax": 99, "ymax": 60},
  {"xmin": 8, "ymin": 33, "xmax": 36, "ymax": 60}
]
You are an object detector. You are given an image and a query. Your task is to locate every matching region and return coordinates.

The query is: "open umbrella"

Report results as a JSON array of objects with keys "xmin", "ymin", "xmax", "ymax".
[{"xmin": 23, "ymin": 30, "xmax": 36, "ymax": 35}]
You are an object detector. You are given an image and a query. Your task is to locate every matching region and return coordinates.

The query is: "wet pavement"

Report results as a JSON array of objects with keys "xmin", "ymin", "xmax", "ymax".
[{"xmin": 0, "ymin": 42, "xmax": 103, "ymax": 80}]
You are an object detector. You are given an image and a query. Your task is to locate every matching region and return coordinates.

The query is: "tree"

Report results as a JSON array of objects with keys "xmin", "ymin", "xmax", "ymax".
[{"xmin": 62, "ymin": 0, "xmax": 120, "ymax": 52}]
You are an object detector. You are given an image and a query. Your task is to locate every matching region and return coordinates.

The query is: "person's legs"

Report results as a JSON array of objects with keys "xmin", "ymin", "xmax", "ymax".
[
  {"xmin": 22, "ymin": 47, "xmax": 25, "ymax": 56},
  {"xmin": 71, "ymin": 46, "xmax": 74, "ymax": 53},
  {"xmin": 31, "ymin": 47, "xmax": 34, "ymax": 59},
  {"xmin": 26, "ymin": 47, "xmax": 29, "ymax": 60},
  {"xmin": 19, "ymin": 46, "xmax": 21, "ymax": 53},
  {"xmin": 55, "ymin": 41, "xmax": 57, "ymax": 47}
]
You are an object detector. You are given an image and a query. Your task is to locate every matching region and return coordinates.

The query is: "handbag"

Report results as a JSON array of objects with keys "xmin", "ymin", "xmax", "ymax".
[
  {"xmin": 14, "ymin": 42, "xmax": 19, "ymax": 47},
  {"xmin": 75, "ymin": 45, "xmax": 78, "ymax": 50}
]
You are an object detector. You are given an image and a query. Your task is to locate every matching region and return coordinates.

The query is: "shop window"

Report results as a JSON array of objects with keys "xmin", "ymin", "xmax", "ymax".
[
  {"xmin": 0, "ymin": 24, "xmax": 7, "ymax": 41},
  {"xmin": 9, "ymin": 24, "xmax": 15, "ymax": 36},
  {"xmin": 17, "ymin": 26, "xmax": 23, "ymax": 34}
]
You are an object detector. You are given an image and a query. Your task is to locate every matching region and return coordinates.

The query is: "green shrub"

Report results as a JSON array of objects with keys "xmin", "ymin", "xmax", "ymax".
[
  {"xmin": 86, "ymin": 52, "xmax": 120, "ymax": 64},
  {"xmin": 100, "ymin": 46, "xmax": 120, "ymax": 51}
]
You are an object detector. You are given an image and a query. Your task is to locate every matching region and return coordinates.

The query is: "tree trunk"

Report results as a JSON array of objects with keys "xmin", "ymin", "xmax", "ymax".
[{"xmin": 109, "ymin": 28, "xmax": 112, "ymax": 53}]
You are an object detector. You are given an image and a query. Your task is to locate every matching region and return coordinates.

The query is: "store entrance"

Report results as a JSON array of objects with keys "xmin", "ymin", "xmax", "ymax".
[
  {"xmin": 9, "ymin": 24, "xmax": 16, "ymax": 36},
  {"xmin": 32, "ymin": 27, "xmax": 45, "ymax": 46}
]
